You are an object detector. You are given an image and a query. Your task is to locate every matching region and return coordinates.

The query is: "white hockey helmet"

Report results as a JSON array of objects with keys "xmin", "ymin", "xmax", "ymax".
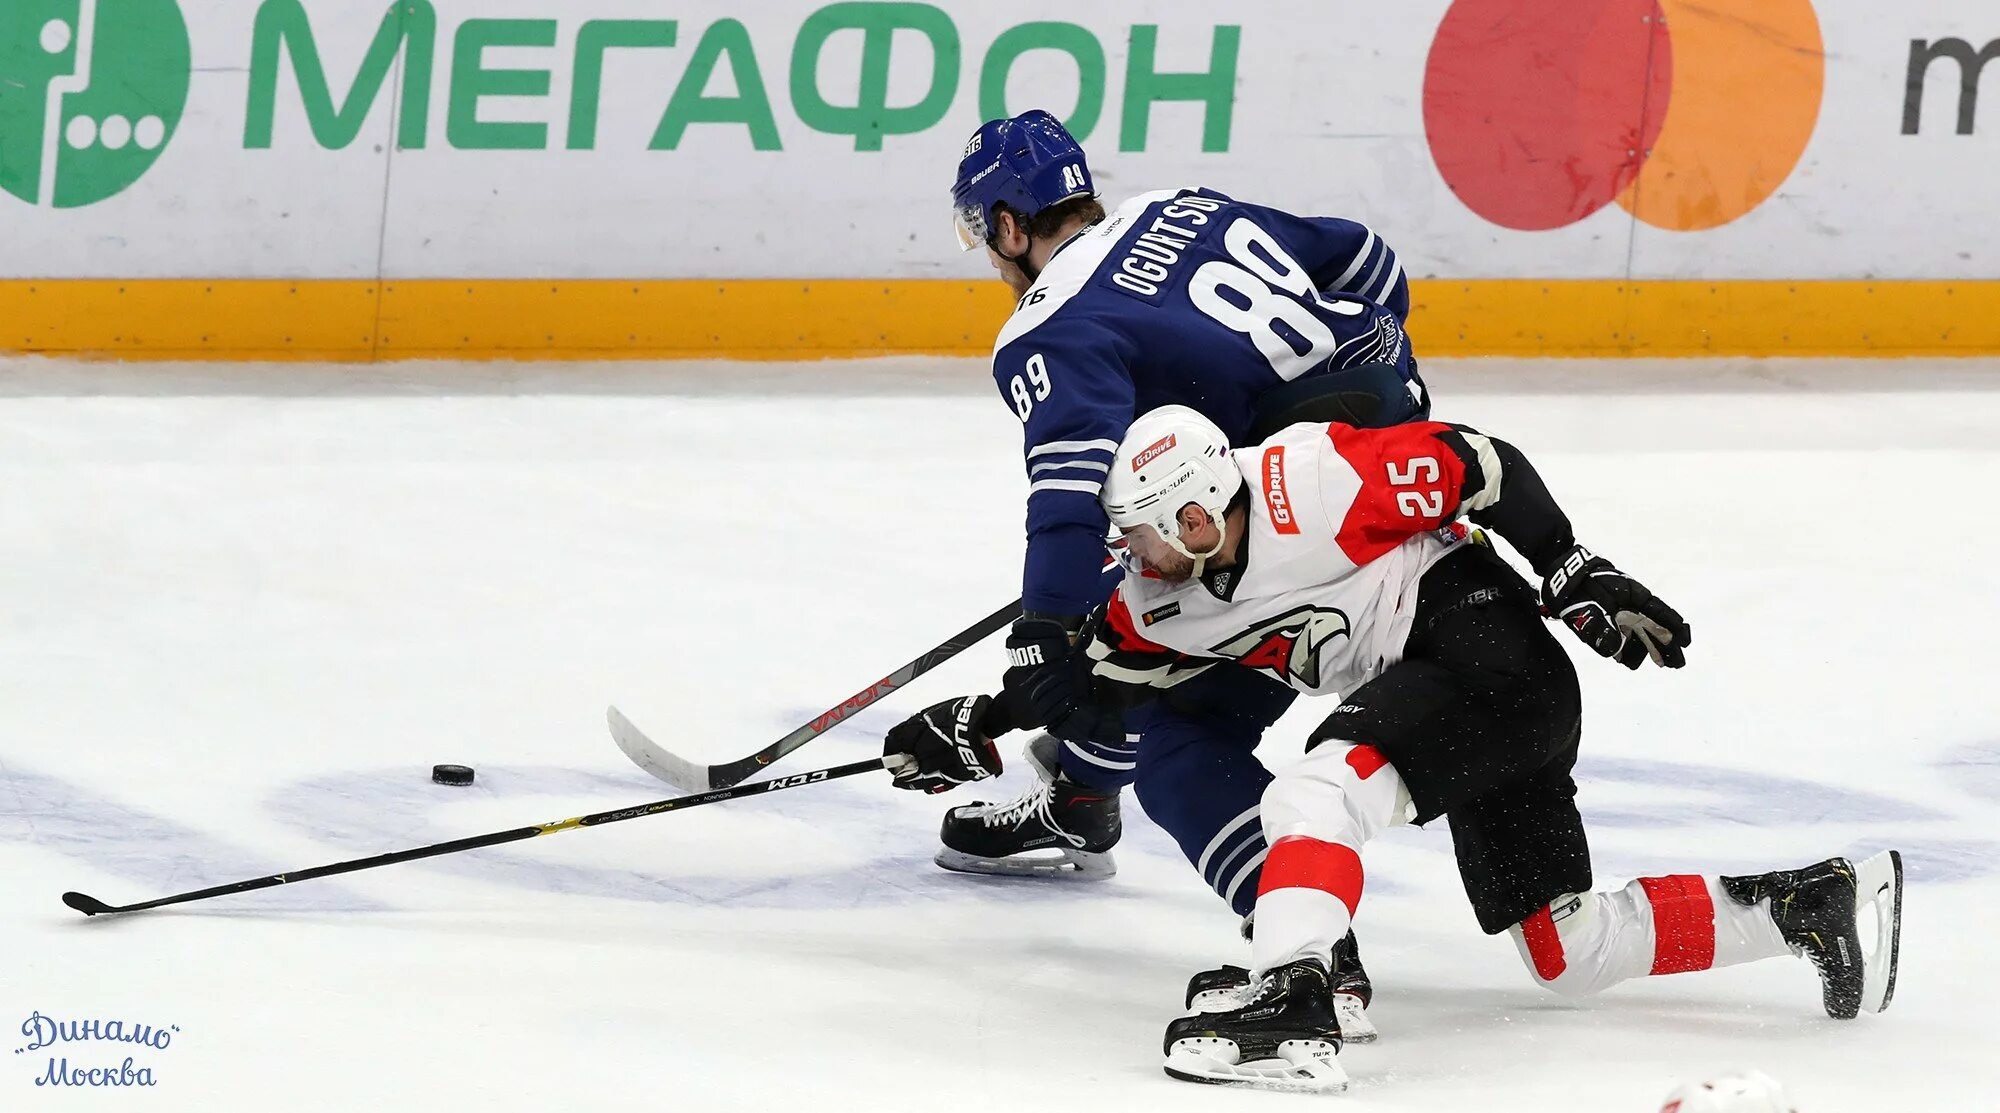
[
  {"xmin": 1659, "ymin": 1071, "xmax": 1798, "ymax": 1113},
  {"xmin": 1101, "ymin": 406, "xmax": 1243, "ymax": 574}
]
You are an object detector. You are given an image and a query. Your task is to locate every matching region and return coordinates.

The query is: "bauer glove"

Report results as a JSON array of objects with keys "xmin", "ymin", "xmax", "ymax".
[
  {"xmin": 1541, "ymin": 545, "xmax": 1691, "ymax": 669},
  {"xmin": 884, "ymin": 695, "xmax": 1004, "ymax": 794}
]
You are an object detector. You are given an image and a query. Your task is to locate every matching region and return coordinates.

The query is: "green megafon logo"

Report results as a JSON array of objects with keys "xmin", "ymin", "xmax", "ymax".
[{"xmin": 0, "ymin": 0, "xmax": 191, "ymax": 208}]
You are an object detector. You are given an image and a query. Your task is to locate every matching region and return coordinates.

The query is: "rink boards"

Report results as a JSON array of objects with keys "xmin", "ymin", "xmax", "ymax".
[
  {"xmin": 3, "ymin": 0, "xmax": 1997, "ymax": 358},
  {"xmin": 6, "ymin": 278, "xmax": 2000, "ymax": 360}
]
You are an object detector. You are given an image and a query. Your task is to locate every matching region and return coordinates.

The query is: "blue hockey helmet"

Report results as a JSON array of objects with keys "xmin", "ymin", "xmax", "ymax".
[{"xmin": 951, "ymin": 110, "xmax": 1096, "ymax": 252}]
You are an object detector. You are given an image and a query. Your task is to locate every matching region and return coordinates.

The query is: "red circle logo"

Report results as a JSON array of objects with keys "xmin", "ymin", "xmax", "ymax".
[{"xmin": 1423, "ymin": 0, "xmax": 1824, "ymax": 232}]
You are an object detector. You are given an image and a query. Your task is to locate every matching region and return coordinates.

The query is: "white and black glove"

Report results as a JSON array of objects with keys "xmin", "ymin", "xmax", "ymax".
[
  {"xmin": 1541, "ymin": 545, "xmax": 1691, "ymax": 669},
  {"xmin": 883, "ymin": 695, "xmax": 1004, "ymax": 794}
]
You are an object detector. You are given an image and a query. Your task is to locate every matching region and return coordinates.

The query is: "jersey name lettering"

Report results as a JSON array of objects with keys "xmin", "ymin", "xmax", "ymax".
[{"xmin": 1107, "ymin": 193, "xmax": 1225, "ymax": 301}]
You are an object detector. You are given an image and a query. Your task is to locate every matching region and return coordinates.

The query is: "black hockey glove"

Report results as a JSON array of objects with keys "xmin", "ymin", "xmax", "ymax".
[
  {"xmin": 997, "ymin": 615, "xmax": 1085, "ymax": 729},
  {"xmin": 883, "ymin": 695, "xmax": 1003, "ymax": 794},
  {"xmin": 995, "ymin": 614, "xmax": 1130, "ymax": 748},
  {"xmin": 1541, "ymin": 545, "xmax": 1692, "ymax": 669}
]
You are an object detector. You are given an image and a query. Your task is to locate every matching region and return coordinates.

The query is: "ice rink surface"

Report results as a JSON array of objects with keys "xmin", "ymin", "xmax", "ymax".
[{"xmin": 2, "ymin": 355, "xmax": 1996, "ymax": 1111}]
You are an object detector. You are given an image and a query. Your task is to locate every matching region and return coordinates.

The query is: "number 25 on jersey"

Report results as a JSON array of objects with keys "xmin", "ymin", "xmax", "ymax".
[{"xmin": 1387, "ymin": 456, "xmax": 1443, "ymax": 518}]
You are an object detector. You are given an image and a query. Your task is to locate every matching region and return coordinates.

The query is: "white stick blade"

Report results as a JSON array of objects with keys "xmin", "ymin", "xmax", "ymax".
[{"xmin": 607, "ymin": 706, "xmax": 712, "ymax": 792}]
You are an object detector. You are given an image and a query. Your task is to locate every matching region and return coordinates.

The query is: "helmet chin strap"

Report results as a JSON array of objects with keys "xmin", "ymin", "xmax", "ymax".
[
  {"xmin": 998, "ymin": 235, "xmax": 1040, "ymax": 283},
  {"xmin": 996, "ymin": 221, "xmax": 1096, "ymax": 286},
  {"xmin": 1175, "ymin": 527, "xmax": 1228, "ymax": 579}
]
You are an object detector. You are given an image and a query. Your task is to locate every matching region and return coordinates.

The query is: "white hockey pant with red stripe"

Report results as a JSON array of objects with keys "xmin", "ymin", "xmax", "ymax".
[
  {"xmin": 1511, "ymin": 873, "xmax": 1789, "ymax": 997},
  {"xmin": 1250, "ymin": 739, "xmax": 1790, "ymax": 992}
]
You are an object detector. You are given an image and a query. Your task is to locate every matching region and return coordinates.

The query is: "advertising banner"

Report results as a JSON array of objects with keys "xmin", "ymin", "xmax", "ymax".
[{"xmin": 2, "ymin": 1, "xmax": 1995, "ymax": 357}]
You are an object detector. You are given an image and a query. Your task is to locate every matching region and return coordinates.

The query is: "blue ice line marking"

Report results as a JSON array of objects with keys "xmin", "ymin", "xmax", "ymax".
[{"xmin": 0, "ymin": 757, "xmax": 384, "ymax": 912}]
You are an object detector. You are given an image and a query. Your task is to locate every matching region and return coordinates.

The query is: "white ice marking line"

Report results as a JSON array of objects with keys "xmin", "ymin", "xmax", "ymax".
[{"xmin": 40, "ymin": 0, "xmax": 98, "ymax": 207}]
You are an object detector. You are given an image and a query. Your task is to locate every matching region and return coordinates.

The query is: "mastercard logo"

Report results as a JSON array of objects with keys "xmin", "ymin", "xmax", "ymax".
[{"xmin": 1423, "ymin": 0, "xmax": 1824, "ymax": 232}]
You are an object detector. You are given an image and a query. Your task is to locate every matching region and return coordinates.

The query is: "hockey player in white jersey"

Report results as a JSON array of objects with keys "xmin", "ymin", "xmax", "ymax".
[{"xmin": 890, "ymin": 405, "xmax": 1905, "ymax": 1092}]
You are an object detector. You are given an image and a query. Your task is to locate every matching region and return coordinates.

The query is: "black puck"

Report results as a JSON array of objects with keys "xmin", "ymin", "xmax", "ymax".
[{"xmin": 431, "ymin": 764, "xmax": 475, "ymax": 786}]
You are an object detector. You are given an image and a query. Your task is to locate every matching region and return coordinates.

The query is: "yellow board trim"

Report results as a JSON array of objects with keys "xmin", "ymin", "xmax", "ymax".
[{"xmin": 3, "ymin": 279, "xmax": 1997, "ymax": 360}]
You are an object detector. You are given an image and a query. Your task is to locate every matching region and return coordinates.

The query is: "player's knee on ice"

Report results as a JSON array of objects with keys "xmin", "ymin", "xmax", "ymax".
[
  {"xmin": 1510, "ymin": 875, "xmax": 1785, "ymax": 999},
  {"xmin": 1510, "ymin": 886, "xmax": 1657, "ymax": 999}
]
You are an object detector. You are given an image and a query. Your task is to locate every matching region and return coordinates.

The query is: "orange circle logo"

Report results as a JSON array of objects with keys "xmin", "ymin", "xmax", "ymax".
[{"xmin": 1423, "ymin": 0, "xmax": 1824, "ymax": 232}]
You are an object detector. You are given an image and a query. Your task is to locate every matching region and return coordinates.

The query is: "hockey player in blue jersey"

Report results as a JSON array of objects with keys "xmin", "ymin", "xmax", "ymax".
[{"xmin": 881, "ymin": 110, "xmax": 1429, "ymax": 1034}]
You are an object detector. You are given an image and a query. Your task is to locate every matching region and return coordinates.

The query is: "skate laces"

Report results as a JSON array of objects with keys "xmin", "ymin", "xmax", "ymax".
[{"xmin": 975, "ymin": 778, "xmax": 1085, "ymax": 847}]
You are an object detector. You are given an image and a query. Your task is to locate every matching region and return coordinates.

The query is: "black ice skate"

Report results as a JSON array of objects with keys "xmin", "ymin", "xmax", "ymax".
[
  {"xmin": 1164, "ymin": 958, "xmax": 1347, "ymax": 1092},
  {"xmin": 1723, "ymin": 849, "xmax": 1903, "ymax": 1019},
  {"xmin": 1185, "ymin": 931, "xmax": 1377, "ymax": 1042},
  {"xmin": 934, "ymin": 733, "xmax": 1119, "ymax": 879}
]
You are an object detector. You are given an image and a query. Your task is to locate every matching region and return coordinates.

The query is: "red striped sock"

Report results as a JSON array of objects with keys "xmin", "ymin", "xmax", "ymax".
[
  {"xmin": 1638, "ymin": 874, "xmax": 1717, "ymax": 975},
  {"xmin": 1258, "ymin": 835, "xmax": 1364, "ymax": 915}
]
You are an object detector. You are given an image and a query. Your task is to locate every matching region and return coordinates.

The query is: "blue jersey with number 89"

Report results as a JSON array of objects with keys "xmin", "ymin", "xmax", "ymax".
[{"xmin": 992, "ymin": 187, "xmax": 1416, "ymax": 616}]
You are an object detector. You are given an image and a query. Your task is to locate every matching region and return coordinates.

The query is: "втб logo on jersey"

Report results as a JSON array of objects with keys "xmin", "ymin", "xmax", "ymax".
[
  {"xmin": 0, "ymin": 0, "xmax": 191, "ymax": 208},
  {"xmin": 1422, "ymin": 0, "xmax": 1824, "ymax": 232},
  {"xmin": 1214, "ymin": 606, "xmax": 1351, "ymax": 690}
]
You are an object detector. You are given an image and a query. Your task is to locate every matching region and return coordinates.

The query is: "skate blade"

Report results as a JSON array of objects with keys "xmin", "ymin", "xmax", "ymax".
[
  {"xmin": 933, "ymin": 846, "xmax": 1116, "ymax": 880},
  {"xmin": 1164, "ymin": 1037, "xmax": 1348, "ymax": 1093},
  {"xmin": 1855, "ymin": 849, "xmax": 1903, "ymax": 1014}
]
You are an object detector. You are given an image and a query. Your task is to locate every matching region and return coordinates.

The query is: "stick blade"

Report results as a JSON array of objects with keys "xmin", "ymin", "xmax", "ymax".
[
  {"xmin": 62, "ymin": 891, "xmax": 115, "ymax": 917},
  {"xmin": 607, "ymin": 706, "xmax": 713, "ymax": 792}
]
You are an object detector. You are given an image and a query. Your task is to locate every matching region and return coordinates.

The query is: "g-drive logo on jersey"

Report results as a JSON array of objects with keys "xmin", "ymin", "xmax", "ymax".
[
  {"xmin": 1262, "ymin": 446, "xmax": 1299, "ymax": 535},
  {"xmin": 1423, "ymin": 0, "xmax": 1824, "ymax": 232},
  {"xmin": 0, "ymin": 0, "xmax": 192, "ymax": 208}
]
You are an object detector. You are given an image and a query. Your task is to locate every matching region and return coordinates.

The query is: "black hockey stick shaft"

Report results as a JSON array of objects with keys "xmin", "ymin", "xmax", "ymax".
[
  {"xmin": 701, "ymin": 596, "xmax": 1022, "ymax": 788},
  {"xmin": 61, "ymin": 756, "xmax": 894, "ymax": 918}
]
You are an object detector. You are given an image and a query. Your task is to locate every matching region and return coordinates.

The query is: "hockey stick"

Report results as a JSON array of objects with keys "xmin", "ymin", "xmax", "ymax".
[
  {"xmin": 610, "ymin": 597, "xmax": 1022, "ymax": 792},
  {"xmin": 61, "ymin": 755, "xmax": 904, "ymax": 918}
]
